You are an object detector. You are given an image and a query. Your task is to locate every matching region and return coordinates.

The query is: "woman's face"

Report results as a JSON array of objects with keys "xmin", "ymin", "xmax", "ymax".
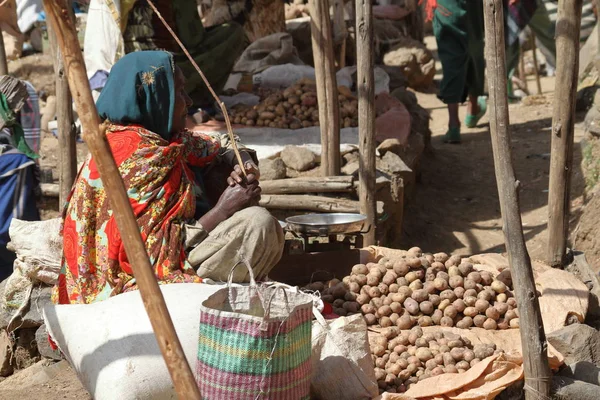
[{"xmin": 172, "ymin": 66, "xmax": 193, "ymax": 133}]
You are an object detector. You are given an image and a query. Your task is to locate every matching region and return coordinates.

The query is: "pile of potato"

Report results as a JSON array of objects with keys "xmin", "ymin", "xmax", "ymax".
[
  {"xmin": 303, "ymin": 247, "xmax": 521, "ymax": 330},
  {"xmin": 230, "ymin": 79, "xmax": 359, "ymax": 129},
  {"xmin": 370, "ymin": 326, "xmax": 500, "ymax": 393}
]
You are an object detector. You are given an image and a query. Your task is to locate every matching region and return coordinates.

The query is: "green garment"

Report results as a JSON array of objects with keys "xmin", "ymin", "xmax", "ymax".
[
  {"xmin": 124, "ymin": 0, "xmax": 246, "ymax": 107},
  {"xmin": 0, "ymin": 93, "xmax": 37, "ymax": 159},
  {"xmin": 96, "ymin": 51, "xmax": 176, "ymax": 140},
  {"xmin": 505, "ymin": 0, "xmax": 556, "ymax": 79},
  {"xmin": 433, "ymin": 0, "xmax": 485, "ymax": 104}
]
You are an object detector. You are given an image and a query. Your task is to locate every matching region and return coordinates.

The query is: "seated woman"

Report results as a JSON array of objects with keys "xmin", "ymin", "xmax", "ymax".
[
  {"xmin": 123, "ymin": 0, "xmax": 246, "ymax": 108},
  {"xmin": 54, "ymin": 51, "xmax": 284, "ymax": 305}
]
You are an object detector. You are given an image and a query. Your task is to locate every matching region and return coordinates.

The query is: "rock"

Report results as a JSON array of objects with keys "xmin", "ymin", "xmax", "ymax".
[
  {"xmin": 19, "ymin": 285, "xmax": 52, "ymax": 329},
  {"xmin": 286, "ymin": 168, "xmax": 300, "ymax": 178},
  {"xmin": 547, "ymin": 324, "xmax": 600, "ymax": 366},
  {"xmin": 0, "ymin": 329, "xmax": 13, "ymax": 377},
  {"xmin": 552, "ymin": 376, "xmax": 600, "ymax": 400},
  {"xmin": 383, "ymin": 37, "xmax": 436, "ymax": 89},
  {"xmin": 343, "ymin": 151, "xmax": 359, "ymax": 165},
  {"xmin": 577, "ymin": 86, "xmax": 599, "ymax": 112},
  {"xmin": 377, "ymin": 138, "xmax": 403, "ymax": 157},
  {"xmin": 259, "ymin": 158, "xmax": 286, "ymax": 180},
  {"xmin": 341, "ymin": 160, "xmax": 359, "ymax": 176},
  {"xmin": 13, "ymin": 328, "xmax": 40, "ymax": 369},
  {"xmin": 35, "ymin": 325, "xmax": 62, "ymax": 361},
  {"xmin": 585, "ymin": 106, "xmax": 600, "ymax": 137},
  {"xmin": 381, "ymin": 151, "xmax": 412, "ymax": 175},
  {"xmin": 280, "ymin": 146, "xmax": 316, "ymax": 172},
  {"xmin": 559, "ymin": 361, "xmax": 600, "ymax": 386}
]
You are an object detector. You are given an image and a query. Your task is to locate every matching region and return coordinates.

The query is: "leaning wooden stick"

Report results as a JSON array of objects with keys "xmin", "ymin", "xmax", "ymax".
[
  {"xmin": 483, "ymin": 1, "xmax": 551, "ymax": 399},
  {"xmin": 146, "ymin": 0, "xmax": 246, "ymax": 177},
  {"xmin": 42, "ymin": 1, "xmax": 201, "ymax": 398}
]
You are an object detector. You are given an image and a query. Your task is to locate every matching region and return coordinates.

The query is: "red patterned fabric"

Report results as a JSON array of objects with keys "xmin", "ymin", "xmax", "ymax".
[{"xmin": 53, "ymin": 124, "xmax": 220, "ymax": 304}]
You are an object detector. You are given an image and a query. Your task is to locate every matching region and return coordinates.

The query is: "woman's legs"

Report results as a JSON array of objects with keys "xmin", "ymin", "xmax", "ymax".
[{"xmin": 187, "ymin": 207, "xmax": 284, "ymax": 282}]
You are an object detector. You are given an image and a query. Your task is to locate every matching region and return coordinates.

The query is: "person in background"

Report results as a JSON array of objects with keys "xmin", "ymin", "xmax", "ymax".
[
  {"xmin": 0, "ymin": 78, "xmax": 40, "ymax": 280},
  {"xmin": 426, "ymin": 0, "xmax": 487, "ymax": 143},
  {"xmin": 0, "ymin": 0, "xmax": 24, "ymax": 60}
]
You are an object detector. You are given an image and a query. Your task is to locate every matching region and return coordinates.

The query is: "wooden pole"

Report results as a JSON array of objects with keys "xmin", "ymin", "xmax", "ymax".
[
  {"xmin": 47, "ymin": 21, "xmax": 77, "ymax": 206},
  {"xmin": 42, "ymin": 1, "xmax": 201, "ymax": 398},
  {"xmin": 0, "ymin": 27, "xmax": 8, "ymax": 76},
  {"xmin": 547, "ymin": 0, "xmax": 582, "ymax": 267},
  {"xmin": 530, "ymin": 31, "xmax": 543, "ymax": 95},
  {"xmin": 355, "ymin": 0, "xmax": 377, "ymax": 246},
  {"xmin": 483, "ymin": 2, "xmax": 551, "ymax": 399},
  {"xmin": 309, "ymin": 0, "xmax": 341, "ymax": 176}
]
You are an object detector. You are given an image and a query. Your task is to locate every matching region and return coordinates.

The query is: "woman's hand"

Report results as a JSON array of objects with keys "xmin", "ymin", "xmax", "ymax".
[
  {"xmin": 215, "ymin": 174, "xmax": 261, "ymax": 218},
  {"xmin": 227, "ymin": 162, "xmax": 261, "ymax": 186}
]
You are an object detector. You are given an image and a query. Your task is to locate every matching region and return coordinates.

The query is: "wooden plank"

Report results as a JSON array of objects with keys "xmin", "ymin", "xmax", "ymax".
[
  {"xmin": 0, "ymin": 28, "xmax": 7, "ymax": 76},
  {"xmin": 547, "ymin": 0, "xmax": 583, "ymax": 266},
  {"xmin": 260, "ymin": 194, "xmax": 359, "ymax": 212},
  {"xmin": 260, "ymin": 176, "xmax": 354, "ymax": 194},
  {"xmin": 309, "ymin": 0, "xmax": 341, "ymax": 176},
  {"xmin": 42, "ymin": 1, "xmax": 201, "ymax": 398},
  {"xmin": 483, "ymin": 1, "xmax": 551, "ymax": 399},
  {"xmin": 47, "ymin": 20, "xmax": 77, "ymax": 206},
  {"xmin": 356, "ymin": 0, "xmax": 376, "ymax": 246}
]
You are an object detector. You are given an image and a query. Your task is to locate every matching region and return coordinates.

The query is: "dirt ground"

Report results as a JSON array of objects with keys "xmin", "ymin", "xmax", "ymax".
[{"xmin": 2, "ymin": 39, "xmax": 590, "ymax": 398}]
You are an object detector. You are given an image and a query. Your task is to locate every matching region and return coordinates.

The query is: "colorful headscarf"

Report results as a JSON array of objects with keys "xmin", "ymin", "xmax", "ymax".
[{"xmin": 96, "ymin": 50, "xmax": 176, "ymax": 140}]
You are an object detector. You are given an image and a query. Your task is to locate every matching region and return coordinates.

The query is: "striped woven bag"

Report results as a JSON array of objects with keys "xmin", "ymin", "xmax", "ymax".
[{"xmin": 196, "ymin": 261, "xmax": 314, "ymax": 399}]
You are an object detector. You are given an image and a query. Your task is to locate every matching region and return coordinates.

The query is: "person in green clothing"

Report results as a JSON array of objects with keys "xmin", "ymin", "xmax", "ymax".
[
  {"xmin": 431, "ymin": 0, "xmax": 487, "ymax": 143},
  {"xmin": 123, "ymin": 0, "xmax": 247, "ymax": 108}
]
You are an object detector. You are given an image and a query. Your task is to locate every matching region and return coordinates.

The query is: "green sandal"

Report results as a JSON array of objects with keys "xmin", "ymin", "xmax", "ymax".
[
  {"xmin": 443, "ymin": 126, "xmax": 461, "ymax": 144},
  {"xmin": 464, "ymin": 96, "xmax": 487, "ymax": 128}
]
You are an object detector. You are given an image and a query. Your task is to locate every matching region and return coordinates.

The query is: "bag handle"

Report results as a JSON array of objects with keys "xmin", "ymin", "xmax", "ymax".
[
  {"xmin": 263, "ymin": 283, "xmax": 291, "ymax": 321},
  {"xmin": 227, "ymin": 258, "xmax": 257, "ymax": 288}
]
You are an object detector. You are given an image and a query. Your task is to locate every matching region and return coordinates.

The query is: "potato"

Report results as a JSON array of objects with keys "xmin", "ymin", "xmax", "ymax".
[
  {"xmin": 483, "ymin": 318, "xmax": 497, "ymax": 330},
  {"xmin": 440, "ymin": 317, "xmax": 454, "ymax": 327},
  {"xmin": 390, "ymin": 293, "xmax": 408, "ymax": 304},
  {"xmin": 507, "ymin": 297, "xmax": 517, "ymax": 308},
  {"xmin": 416, "ymin": 347, "xmax": 433, "ymax": 362},
  {"xmin": 431, "ymin": 309, "xmax": 443, "ymax": 325},
  {"xmin": 396, "ymin": 315, "xmax": 413, "ymax": 329},
  {"xmin": 364, "ymin": 313, "xmax": 377, "ymax": 325},
  {"xmin": 497, "ymin": 318, "xmax": 509, "ymax": 330},
  {"xmin": 438, "ymin": 299, "xmax": 451, "ymax": 311},
  {"xmin": 369, "ymin": 287, "xmax": 382, "ymax": 298},
  {"xmin": 407, "ymin": 355, "xmax": 420, "ymax": 365},
  {"xmin": 390, "ymin": 313, "xmax": 400, "ymax": 325},
  {"xmin": 491, "ymin": 280, "xmax": 507, "ymax": 294},
  {"xmin": 454, "ymin": 287, "xmax": 466, "ymax": 299},
  {"xmin": 444, "ymin": 306, "xmax": 458, "ymax": 319},
  {"xmin": 352, "ymin": 264, "xmax": 368, "ymax": 275},
  {"xmin": 423, "ymin": 282, "xmax": 437, "ymax": 295},
  {"xmin": 510, "ymin": 318, "xmax": 520, "ymax": 328},
  {"xmin": 418, "ymin": 316, "xmax": 433, "ymax": 327},
  {"xmin": 447, "ymin": 255, "xmax": 462, "ymax": 267},
  {"xmin": 436, "ymin": 271, "xmax": 450, "ymax": 281},
  {"xmin": 396, "ymin": 277, "xmax": 409, "ymax": 287},
  {"xmin": 388, "ymin": 283, "xmax": 401, "ymax": 293},
  {"xmin": 411, "ymin": 289, "xmax": 428, "ymax": 303},
  {"xmin": 450, "ymin": 347, "xmax": 464, "ymax": 361},
  {"xmin": 366, "ymin": 274, "xmax": 380, "ymax": 287},
  {"xmin": 456, "ymin": 361, "xmax": 470, "ymax": 370},
  {"xmin": 449, "ymin": 275, "xmax": 464, "ymax": 289},
  {"xmin": 478, "ymin": 289, "xmax": 495, "ymax": 302},
  {"xmin": 333, "ymin": 299, "xmax": 345, "ymax": 308},
  {"xmin": 463, "ymin": 307, "xmax": 478, "ymax": 318},
  {"xmin": 442, "ymin": 352, "xmax": 456, "ymax": 367},
  {"xmin": 419, "ymin": 301, "xmax": 434, "ymax": 315},
  {"xmin": 428, "ymin": 294, "xmax": 441, "ymax": 307},
  {"xmin": 354, "ymin": 274, "xmax": 368, "ymax": 286},
  {"xmin": 456, "ymin": 316, "xmax": 473, "ymax": 329},
  {"xmin": 485, "ymin": 307, "xmax": 500, "ymax": 321},
  {"xmin": 440, "ymin": 290, "xmax": 457, "ymax": 302},
  {"xmin": 494, "ymin": 302, "xmax": 508, "ymax": 316},
  {"xmin": 361, "ymin": 303, "xmax": 375, "ymax": 314},
  {"xmin": 383, "ymin": 296, "xmax": 393, "ymax": 306},
  {"xmin": 472, "ymin": 315, "xmax": 486, "ymax": 328},
  {"xmin": 433, "ymin": 278, "xmax": 448, "ymax": 291},
  {"xmin": 348, "ymin": 282, "xmax": 360, "ymax": 294},
  {"xmin": 334, "ymin": 308, "xmax": 347, "ymax": 316},
  {"xmin": 393, "ymin": 261, "xmax": 410, "ymax": 276},
  {"xmin": 385, "ymin": 373, "xmax": 397, "ymax": 385},
  {"xmin": 504, "ymin": 309, "xmax": 517, "ymax": 321},
  {"xmin": 380, "ymin": 317, "xmax": 393, "ymax": 327},
  {"xmin": 378, "ymin": 283, "xmax": 390, "ymax": 296},
  {"xmin": 379, "ymin": 305, "xmax": 393, "ymax": 317},
  {"xmin": 383, "ymin": 272, "xmax": 397, "ymax": 286},
  {"xmin": 447, "ymin": 266, "xmax": 460, "ymax": 277},
  {"xmin": 480, "ymin": 272, "xmax": 493, "ymax": 286},
  {"xmin": 415, "ymin": 337, "xmax": 428, "ymax": 348},
  {"xmin": 453, "ymin": 299, "xmax": 466, "ymax": 313},
  {"xmin": 356, "ymin": 294, "xmax": 370, "ymax": 305},
  {"xmin": 408, "ymin": 280, "xmax": 423, "ymax": 291},
  {"xmin": 467, "ymin": 272, "xmax": 482, "ymax": 283},
  {"xmin": 458, "ymin": 262, "xmax": 474, "ymax": 276},
  {"xmin": 404, "ymin": 298, "xmax": 420, "ymax": 315},
  {"xmin": 475, "ymin": 299, "xmax": 490, "ymax": 313},
  {"xmin": 464, "ymin": 289, "xmax": 478, "ymax": 298},
  {"xmin": 343, "ymin": 301, "xmax": 360, "ymax": 313},
  {"xmin": 414, "ymin": 269, "xmax": 426, "ymax": 281},
  {"xmin": 463, "ymin": 278, "xmax": 477, "ymax": 291},
  {"xmin": 405, "ymin": 272, "xmax": 418, "ymax": 283}
]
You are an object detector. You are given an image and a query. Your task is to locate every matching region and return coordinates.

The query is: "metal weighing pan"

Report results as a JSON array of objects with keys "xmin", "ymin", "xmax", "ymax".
[{"xmin": 285, "ymin": 213, "xmax": 367, "ymax": 236}]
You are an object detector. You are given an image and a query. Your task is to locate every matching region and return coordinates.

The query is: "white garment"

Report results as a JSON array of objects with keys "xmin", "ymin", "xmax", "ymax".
[
  {"xmin": 83, "ymin": 0, "xmax": 124, "ymax": 80},
  {"xmin": 16, "ymin": 0, "xmax": 42, "ymax": 34}
]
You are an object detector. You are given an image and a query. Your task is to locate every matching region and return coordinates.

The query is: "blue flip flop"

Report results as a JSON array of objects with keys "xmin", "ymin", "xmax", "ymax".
[
  {"xmin": 443, "ymin": 126, "xmax": 461, "ymax": 144},
  {"xmin": 464, "ymin": 97, "xmax": 487, "ymax": 128}
]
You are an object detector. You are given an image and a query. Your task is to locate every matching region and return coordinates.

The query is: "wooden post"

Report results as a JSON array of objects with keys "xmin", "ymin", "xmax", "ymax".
[
  {"xmin": 332, "ymin": 0, "xmax": 347, "ymax": 68},
  {"xmin": 547, "ymin": 0, "xmax": 582, "ymax": 267},
  {"xmin": 355, "ymin": 0, "xmax": 376, "ymax": 246},
  {"xmin": 309, "ymin": 0, "xmax": 341, "ymax": 176},
  {"xmin": 47, "ymin": 21, "xmax": 77, "ymax": 206},
  {"xmin": 483, "ymin": 2, "xmax": 551, "ymax": 399},
  {"xmin": 42, "ymin": 1, "xmax": 201, "ymax": 398},
  {"xmin": 530, "ymin": 31, "xmax": 543, "ymax": 95},
  {"xmin": 0, "ymin": 28, "xmax": 8, "ymax": 76}
]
